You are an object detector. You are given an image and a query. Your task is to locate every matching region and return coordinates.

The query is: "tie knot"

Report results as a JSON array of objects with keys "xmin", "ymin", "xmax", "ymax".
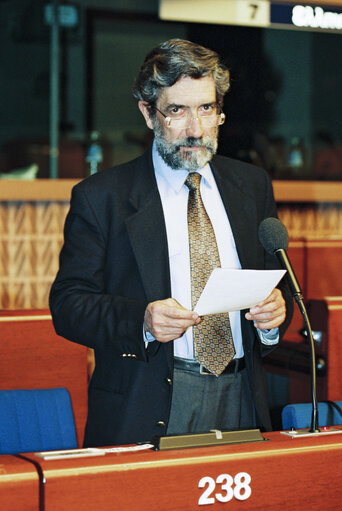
[{"xmin": 185, "ymin": 172, "xmax": 201, "ymax": 192}]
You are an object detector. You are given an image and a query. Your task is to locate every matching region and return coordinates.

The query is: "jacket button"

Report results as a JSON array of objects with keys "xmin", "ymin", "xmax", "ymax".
[
  {"xmin": 156, "ymin": 421, "xmax": 166, "ymax": 427},
  {"xmin": 166, "ymin": 377, "xmax": 172, "ymax": 385}
]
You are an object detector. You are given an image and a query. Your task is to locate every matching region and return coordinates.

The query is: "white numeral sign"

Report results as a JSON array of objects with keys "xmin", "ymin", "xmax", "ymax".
[{"xmin": 198, "ymin": 472, "xmax": 251, "ymax": 505}]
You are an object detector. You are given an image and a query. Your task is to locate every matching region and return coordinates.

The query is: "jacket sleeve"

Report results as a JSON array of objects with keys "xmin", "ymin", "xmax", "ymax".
[{"xmin": 49, "ymin": 184, "xmax": 149, "ymax": 360}]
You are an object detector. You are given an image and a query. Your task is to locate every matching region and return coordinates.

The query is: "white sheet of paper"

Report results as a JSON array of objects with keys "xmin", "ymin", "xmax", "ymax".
[{"xmin": 194, "ymin": 268, "xmax": 286, "ymax": 315}]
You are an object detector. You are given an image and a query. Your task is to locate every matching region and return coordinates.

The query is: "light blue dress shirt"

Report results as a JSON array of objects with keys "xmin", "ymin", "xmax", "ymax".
[{"xmin": 145, "ymin": 142, "xmax": 278, "ymax": 358}]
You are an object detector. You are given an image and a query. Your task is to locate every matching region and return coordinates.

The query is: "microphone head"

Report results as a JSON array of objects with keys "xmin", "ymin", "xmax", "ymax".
[{"xmin": 258, "ymin": 217, "xmax": 289, "ymax": 254}]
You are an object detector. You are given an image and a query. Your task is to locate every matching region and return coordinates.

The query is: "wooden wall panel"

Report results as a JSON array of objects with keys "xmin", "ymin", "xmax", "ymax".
[
  {"xmin": 306, "ymin": 241, "xmax": 342, "ymax": 299},
  {"xmin": 0, "ymin": 201, "xmax": 69, "ymax": 309},
  {"xmin": 284, "ymin": 239, "xmax": 342, "ymax": 343},
  {"xmin": 0, "ymin": 187, "xmax": 342, "ymax": 310},
  {"xmin": 278, "ymin": 204, "xmax": 342, "ymax": 239}
]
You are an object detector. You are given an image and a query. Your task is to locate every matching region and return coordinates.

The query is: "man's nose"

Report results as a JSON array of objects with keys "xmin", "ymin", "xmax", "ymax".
[{"xmin": 186, "ymin": 116, "xmax": 204, "ymax": 138}]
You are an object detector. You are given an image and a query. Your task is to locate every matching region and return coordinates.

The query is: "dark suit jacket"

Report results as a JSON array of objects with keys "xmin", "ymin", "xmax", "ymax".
[{"xmin": 49, "ymin": 147, "xmax": 293, "ymax": 447}]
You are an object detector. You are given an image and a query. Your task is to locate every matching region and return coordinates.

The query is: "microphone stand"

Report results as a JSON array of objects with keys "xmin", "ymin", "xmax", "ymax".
[
  {"xmin": 296, "ymin": 300, "xmax": 320, "ymax": 432},
  {"xmin": 275, "ymin": 249, "xmax": 320, "ymax": 433}
]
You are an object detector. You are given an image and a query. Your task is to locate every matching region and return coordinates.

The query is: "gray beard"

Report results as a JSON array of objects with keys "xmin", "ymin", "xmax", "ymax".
[{"xmin": 153, "ymin": 122, "xmax": 218, "ymax": 170}]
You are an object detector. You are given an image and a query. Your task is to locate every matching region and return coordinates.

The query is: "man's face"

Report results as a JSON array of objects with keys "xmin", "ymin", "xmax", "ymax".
[{"xmin": 151, "ymin": 75, "xmax": 219, "ymax": 170}]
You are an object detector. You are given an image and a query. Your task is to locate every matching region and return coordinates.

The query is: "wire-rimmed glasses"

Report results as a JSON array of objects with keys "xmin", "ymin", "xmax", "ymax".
[{"xmin": 154, "ymin": 103, "xmax": 226, "ymax": 129}]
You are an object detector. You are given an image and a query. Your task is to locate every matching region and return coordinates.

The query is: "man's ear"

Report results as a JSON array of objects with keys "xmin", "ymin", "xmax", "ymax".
[{"xmin": 138, "ymin": 101, "xmax": 154, "ymax": 130}]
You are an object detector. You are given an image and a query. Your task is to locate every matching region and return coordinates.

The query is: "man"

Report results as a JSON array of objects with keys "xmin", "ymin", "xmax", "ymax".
[{"xmin": 50, "ymin": 39, "xmax": 293, "ymax": 447}]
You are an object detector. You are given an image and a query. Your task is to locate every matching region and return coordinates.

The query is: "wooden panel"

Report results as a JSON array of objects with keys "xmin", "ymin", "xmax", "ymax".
[
  {"xmin": 0, "ymin": 455, "xmax": 39, "ymax": 511},
  {"xmin": 0, "ymin": 310, "xmax": 88, "ymax": 447},
  {"xmin": 306, "ymin": 241, "xmax": 342, "ymax": 299},
  {"xmin": 267, "ymin": 297, "xmax": 342, "ymax": 403},
  {"xmin": 1, "ymin": 180, "xmax": 342, "ymax": 203},
  {"xmin": 0, "ymin": 201, "xmax": 69, "ymax": 309},
  {"xmin": 21, "ymin": 430, "xmax": 342, "ymax": 511},
  {"xmin": 0, "ymin": 180, "xmax": 341, "ymax": 310},
  {"xmin": 274, "ymin": 180, "xmax": 342, "ymax": 203},
  {"xmin": 325, "ymin": 298, "xmax": 342, "ymax": 401},
  {"xmin": 283, "ymin": 239, "xmax": 342, "ymax": 343},
  {"xmin": 0, "ymin": 180, "xmax": 79, "ymax": 201},
  {"xmin": 278, "ymin": 204, "xmax": 342, "ymax": 239}
]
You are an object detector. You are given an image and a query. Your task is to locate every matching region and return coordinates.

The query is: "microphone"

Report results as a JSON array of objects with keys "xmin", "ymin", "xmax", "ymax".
[
  {"xmin": 258, "ymin": 217, "xmax": 320, "ymax": 433},
  {"xmin": 258, "ymin": 217, "xmax": 302, "ymax": 303}
]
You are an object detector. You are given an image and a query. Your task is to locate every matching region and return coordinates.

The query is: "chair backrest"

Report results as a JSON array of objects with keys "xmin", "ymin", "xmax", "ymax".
[
  {"xmin": 0, "ymin": 388, "xmax": 77, "ymax": 454},
  {"xmin": 282, "ymin": 401, "xmax": 342, "ymax": 430}
]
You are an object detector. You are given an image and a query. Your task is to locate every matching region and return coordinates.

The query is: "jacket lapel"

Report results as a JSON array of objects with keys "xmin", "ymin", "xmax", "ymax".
[
  {"xmin": 125, "ymin": 149, "xmax": 173, "ymax": 363},
  {"xmin": 125, "ymin": 150, "xmax": 171, "ymax": 303}
]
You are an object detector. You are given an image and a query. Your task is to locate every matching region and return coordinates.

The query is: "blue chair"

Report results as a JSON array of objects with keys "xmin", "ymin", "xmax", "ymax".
[
  {"xmin": 282, "ymin": 401, "xmax": 342, "ymax": 430},
  {"xmin": 0, "ymin": 388, "xmax": 77, "ymax": 454}
]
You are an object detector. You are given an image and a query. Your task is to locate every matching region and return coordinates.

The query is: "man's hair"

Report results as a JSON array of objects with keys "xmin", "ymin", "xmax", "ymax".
[{"xmin": 132, "ymin": 39, "xmax": 230, "ymax": 106}]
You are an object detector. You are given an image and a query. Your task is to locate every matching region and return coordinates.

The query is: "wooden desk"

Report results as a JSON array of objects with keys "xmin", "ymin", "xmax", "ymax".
[
  {"xmin": 0, "ymin": 455, "xmax": 39, "ymax": 511},
  {"xmin": 14, "ymin": 430, "xmax": 342, "ymax": 510}
]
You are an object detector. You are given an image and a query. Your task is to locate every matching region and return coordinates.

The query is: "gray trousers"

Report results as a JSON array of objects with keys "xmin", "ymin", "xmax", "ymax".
[{"xmin": 167, "ymin": 365, "xmax": 256, "ymax": 435}]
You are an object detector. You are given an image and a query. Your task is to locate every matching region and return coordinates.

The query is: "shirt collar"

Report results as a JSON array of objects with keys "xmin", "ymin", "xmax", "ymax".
[{"xmin": 152, "ymin": 140, "xmax": 215, "ymax": 193}]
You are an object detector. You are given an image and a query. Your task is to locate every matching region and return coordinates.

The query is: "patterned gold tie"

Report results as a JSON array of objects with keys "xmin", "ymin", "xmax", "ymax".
[{"xmin": 185, "ymin": 172, "xmax": 235, "ymax": 376}]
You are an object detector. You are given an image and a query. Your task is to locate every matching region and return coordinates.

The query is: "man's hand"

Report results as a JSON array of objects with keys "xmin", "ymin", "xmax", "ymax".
[
  {"xmin": 245, "ymin": 288, "xmax": 286, "ymax": 330},
  {"xmin": 144, "ymin": 298, "xmax": 201, "ymax": 343}
]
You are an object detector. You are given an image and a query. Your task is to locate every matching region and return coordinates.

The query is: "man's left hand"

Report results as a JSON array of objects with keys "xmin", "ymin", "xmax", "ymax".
[{"xmin": 245, "ymin": 288, "xmax": 286, "ymax": 330}]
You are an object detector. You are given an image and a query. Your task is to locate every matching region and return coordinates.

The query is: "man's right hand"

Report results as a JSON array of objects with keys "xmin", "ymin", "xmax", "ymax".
[{"xmin": 144, "ymin": 298, "xmax": 201, "ymax": 343}]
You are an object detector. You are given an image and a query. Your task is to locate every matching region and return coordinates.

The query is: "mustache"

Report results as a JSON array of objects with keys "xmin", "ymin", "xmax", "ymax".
[{"xmin": 174, "ymin": 137, "xmax": 214, "ymax": 150}]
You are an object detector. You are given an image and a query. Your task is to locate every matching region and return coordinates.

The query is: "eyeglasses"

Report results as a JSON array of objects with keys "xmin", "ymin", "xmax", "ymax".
[{"xmin": 154, "ymin": 103, "xmax": 226, "ymax": 129}]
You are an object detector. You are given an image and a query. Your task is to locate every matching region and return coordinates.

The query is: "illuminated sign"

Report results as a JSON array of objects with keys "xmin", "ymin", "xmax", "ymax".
[
  {"xmin": 271, "ymin": 3, "xmax": 342, "ymax": 31},
  {"xmin": 292, "ymin": 5, "xmax": 342, "ymax": 29},
  {"xmin": 160, "ymin": 1, "xmax": 342, "ymax": 32}
]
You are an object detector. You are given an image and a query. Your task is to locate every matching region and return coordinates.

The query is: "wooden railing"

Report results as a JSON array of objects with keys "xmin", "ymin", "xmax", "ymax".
[{"xmin": 0, "ymin": 180, "xmax": 341, "ymax": 309}]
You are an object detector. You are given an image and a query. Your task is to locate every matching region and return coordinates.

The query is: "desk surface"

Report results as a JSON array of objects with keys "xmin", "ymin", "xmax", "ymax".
[
  {"xmin": 2, "ymin": 429, "xmax": 337, "ymax": 511},
  {"xmin": 0, "ymin": 455, "xmax": 39, "ymax": 510}
]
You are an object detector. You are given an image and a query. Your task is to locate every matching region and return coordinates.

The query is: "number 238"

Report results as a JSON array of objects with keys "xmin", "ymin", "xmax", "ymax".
[{"xmin": 198, "ymin": 472, "xmax": 251, "ymax": 505}]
